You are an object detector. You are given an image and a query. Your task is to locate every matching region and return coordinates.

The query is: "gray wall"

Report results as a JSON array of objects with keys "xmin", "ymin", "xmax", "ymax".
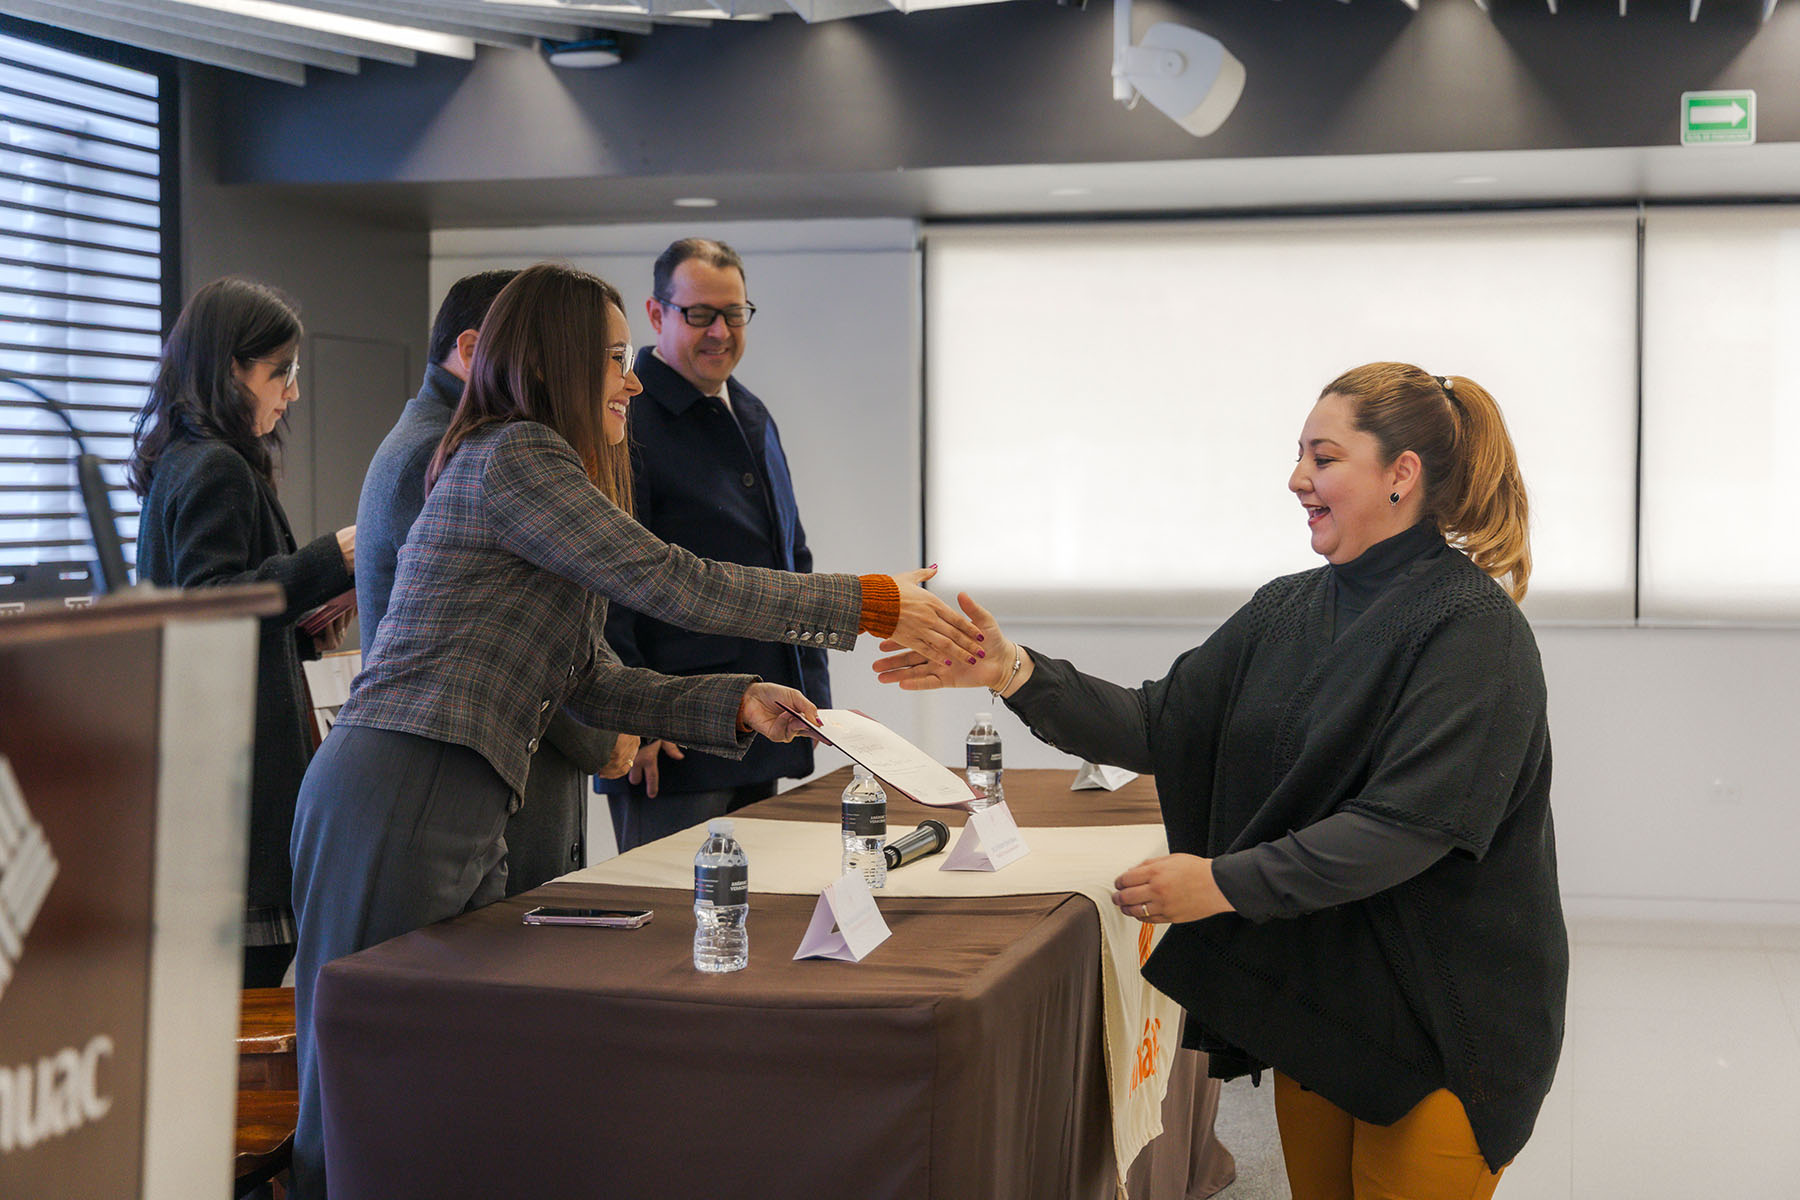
[{"xmin": 179, "ymin": 63, "xmax": 431, "ymax": 551}]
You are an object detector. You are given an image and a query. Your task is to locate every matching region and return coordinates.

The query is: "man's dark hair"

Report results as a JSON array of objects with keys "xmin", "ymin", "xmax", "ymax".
[
  {"xmin": 651, "ymin": 238, "xmax": 746, "ymax": 302},
  {"xmin": 428, "ymin": 269, "xmax": 522, "ymax": 365}
]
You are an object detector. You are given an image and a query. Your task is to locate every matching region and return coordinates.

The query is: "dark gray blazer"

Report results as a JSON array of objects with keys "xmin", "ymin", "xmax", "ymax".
[
  {"xmin": 136, "ymin": 433, "xmax": 352, "ymax": 908},
  {"xmin": 339, "ymin": 420, "xmax": 862, "ymax": 795},
  {"xmin": 356, "ymin": 364, "xmax": 616, "ymax": 892}
]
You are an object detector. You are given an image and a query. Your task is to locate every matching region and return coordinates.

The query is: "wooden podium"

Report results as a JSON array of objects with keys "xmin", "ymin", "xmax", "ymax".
[{"xmin": 0, "ymin": 586, "xmax": 280, "ymax": 1199}]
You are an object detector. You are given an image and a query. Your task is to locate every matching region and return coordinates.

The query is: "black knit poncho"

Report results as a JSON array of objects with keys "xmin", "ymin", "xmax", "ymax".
[{"xmin": 1008, "ymin": 537, "xmax": 1566, "ymax": 1170}]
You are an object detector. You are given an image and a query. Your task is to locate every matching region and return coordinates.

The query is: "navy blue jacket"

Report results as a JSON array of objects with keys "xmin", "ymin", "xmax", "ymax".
[{"xmin": 602, "ymin": 350, "xmax": 830, "ymax": 792}]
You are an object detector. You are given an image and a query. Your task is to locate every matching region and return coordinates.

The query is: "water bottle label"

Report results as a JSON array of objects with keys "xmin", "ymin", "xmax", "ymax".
[
  {"xmin": 841, "ymin": 807, "xmax": 887, "ymax": 838},
  {"xmin": 966, "ymin": 743, "xmax": 1002, "ymax": 772},
  {"xmin": 695, "ymin": 863, "xmax": 748, "ymax": 906}
]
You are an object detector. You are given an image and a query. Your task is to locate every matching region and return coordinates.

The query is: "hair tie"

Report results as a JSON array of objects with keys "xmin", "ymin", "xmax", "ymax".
[{"xmin": 1435, "ymin": 375, "xmax": 1464, "ymax": 411}]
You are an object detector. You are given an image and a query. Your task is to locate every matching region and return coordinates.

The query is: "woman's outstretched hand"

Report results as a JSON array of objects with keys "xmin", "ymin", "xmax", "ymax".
[
  {"xmin": 887, "ymin": 567, "xmax": 987, "ymax": 670},
  {"xmin": 873, "ymin": 590, "xmax": 1031, "ymax": 693},
  {"xmin": 737, "ymin": 682, "xmax": 821, "ymax": 743}
]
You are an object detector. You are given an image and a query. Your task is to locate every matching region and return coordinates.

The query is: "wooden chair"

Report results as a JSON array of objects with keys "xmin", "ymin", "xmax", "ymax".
[
  {"xmin": 234, "ymin": 1090, "xmax": 298, "ymax": 1198},
  {"xmin": 235, "ymin": 987, "xmax": 298, "ymax": 1198}
]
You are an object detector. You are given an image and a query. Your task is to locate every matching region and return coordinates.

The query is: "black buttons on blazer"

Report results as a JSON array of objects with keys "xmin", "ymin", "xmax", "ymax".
[{"xmin": 741, "ymin": 473, "xmax": 756, "ymax": 489}]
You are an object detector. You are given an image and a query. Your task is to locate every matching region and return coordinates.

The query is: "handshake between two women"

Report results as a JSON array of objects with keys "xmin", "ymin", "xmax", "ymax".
[{"xmin": 709, "ymin": 565, "xmax": 993, "ymax": 751}]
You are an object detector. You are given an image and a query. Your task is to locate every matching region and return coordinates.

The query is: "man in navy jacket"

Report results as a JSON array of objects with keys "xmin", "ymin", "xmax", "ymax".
[{"xmin": 603, "ymin": 238, "xmax": 829, "ymax": 850}]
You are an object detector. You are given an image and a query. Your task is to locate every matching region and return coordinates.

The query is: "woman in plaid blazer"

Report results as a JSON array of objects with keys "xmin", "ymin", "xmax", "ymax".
[{"xmin": 287, "ymin": 263, "xmax": 981, "ymax": 1200}]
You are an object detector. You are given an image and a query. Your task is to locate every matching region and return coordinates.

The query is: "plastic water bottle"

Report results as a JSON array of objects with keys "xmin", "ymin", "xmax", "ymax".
[
  {"xmin": 966, "ymin": 711, "xmax": 1003, "ymax": 811},
  {"xmin": 693, "ymin": 818, "xmax": 748, "ymax": 973},
  {"xmin": 840, "ymin": 765, "xmax": 888, "ymax": 889}
]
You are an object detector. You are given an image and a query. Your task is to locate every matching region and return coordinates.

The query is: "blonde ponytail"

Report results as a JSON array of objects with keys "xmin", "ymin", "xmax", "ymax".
[{"xmin": 1435, "ymin": 375, "xmax": 1530, "ymax": 601}]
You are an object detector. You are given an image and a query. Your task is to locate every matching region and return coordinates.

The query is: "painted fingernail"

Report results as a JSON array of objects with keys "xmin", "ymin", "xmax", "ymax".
[
  {"xmin": 977, "ymin": 650, "xmax": 986, "ymax": 658},
  {"xmin": 977, "ymin": 634, "xmax": 986, "ymax": 641},
  {"xmin": 944, "ymin": 659, "xmax": 953, "ymax": 666},
  {"xmin": 967, "ymin": 656, "xmax": 976, "ymax": 665}
]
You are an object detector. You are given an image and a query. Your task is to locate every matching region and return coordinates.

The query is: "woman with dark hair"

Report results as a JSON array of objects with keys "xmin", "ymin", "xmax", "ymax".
[
  {"xmin": 130, "ymin": 276, "xmax": 356, "ymax": 988},
  {"xmin": 287, "ymin": 262, "xmax": 982, "ymax": 1199},
  {"xmin": 876, "ymin": 363, "xmax": 1566, "ymax": 1200}
]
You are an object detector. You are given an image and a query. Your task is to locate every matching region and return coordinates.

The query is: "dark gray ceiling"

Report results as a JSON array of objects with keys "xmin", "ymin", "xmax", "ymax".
[{"xmin": 175, "ymin": 0, "xmax": 1800, "ymax": 225}]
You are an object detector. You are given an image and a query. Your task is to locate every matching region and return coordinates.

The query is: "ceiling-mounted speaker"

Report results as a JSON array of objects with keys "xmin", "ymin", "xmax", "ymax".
[{"xmin": 1111, "ymin": 0, "xmax": 1243, "ymax": 138}]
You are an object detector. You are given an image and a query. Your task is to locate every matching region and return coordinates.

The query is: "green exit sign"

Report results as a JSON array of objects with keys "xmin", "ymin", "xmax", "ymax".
[{"xmin": 1681, "ymin": 90, "xmax": 1756, "ymax": 145}]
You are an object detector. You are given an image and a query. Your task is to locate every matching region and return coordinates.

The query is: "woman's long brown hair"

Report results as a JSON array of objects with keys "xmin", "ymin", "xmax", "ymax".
[{"xmin": 428, "ymin": 262, "xmax": 633, "ymax": 514}]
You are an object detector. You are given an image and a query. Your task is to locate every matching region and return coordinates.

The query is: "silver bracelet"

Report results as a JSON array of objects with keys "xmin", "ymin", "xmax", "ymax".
[{"xmin": 990, "ymin": 648, "xmax": 1023, "ymax": 703}]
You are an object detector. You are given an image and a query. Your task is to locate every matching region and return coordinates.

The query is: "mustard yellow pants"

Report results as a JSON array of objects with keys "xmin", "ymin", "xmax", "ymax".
[{"xmin": 1273, "ymin": 1073, "xmax": 1507, "ymax": 1200}]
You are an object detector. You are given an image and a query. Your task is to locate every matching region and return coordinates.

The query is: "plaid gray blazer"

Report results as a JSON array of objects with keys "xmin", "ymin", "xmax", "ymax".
[{"xmin": 336, "ymin": 420, "xmax": 862, "ymax": 795}]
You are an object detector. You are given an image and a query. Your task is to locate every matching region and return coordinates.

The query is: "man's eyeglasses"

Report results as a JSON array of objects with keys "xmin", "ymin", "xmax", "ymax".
[
  {"xmin": 250, "ymin": 356, "xmax": 300, "ymax": 389},
  {"xmin": 656, "ymin": 299, "xmax": 757, "ymax": 329}
]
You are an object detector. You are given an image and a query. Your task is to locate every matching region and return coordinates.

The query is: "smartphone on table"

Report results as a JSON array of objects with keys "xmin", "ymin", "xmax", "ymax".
[{"xmin": 521, "ymin": 906, "xmax": 653, "ymax": 928}]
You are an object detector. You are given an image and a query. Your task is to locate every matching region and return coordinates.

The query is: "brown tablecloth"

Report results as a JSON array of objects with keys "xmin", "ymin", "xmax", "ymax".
[{"xmin": 314, "ymin": 768, "xmax": 1236, "ymax": 1200}]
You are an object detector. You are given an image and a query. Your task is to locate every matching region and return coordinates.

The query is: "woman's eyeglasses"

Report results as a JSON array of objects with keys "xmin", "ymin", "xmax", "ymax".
[{"xmin": 250, "ymin": 356, "xmax": 301, "ymax": 389}]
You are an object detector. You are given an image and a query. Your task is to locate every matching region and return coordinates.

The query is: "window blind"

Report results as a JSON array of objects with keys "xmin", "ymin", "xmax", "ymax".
[
  {"xmin": 0, "ymin": 24, "xmax": 170, "ymax": 587},
  {"xmin": 924, "ymin": 212, "xmax": 1641, "ymax": 623},
  {"xmin": 1641, "ymin": 206, "xmax": 1800, "ymax": 624}
]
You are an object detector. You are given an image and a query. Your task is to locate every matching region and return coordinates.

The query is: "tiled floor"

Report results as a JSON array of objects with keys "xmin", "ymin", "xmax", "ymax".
[{"xmin": 1214, "ymin": 918, "xmax": 1800, "ymax": 1200}]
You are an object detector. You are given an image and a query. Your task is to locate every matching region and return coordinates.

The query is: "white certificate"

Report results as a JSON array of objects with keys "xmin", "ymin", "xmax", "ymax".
[{"xmin": 794, "ymin": 707, "xmax": 981, "ymax": 809}]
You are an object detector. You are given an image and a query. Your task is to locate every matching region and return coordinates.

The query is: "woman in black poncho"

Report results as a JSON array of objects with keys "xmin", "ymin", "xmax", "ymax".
[{"xmin": 875, "ymin": 362, "xmax": 1566, "ymax": 1200}]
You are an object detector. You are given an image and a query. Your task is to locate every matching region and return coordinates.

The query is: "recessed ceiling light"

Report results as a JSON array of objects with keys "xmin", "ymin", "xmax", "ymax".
[
  {"xmin": 1451, "ymin": 175, "xmax": 1500, "ymax": 186},
  {"xmin": 673, "ymin": 197, "xmax": 719, "ymax": 208},
  {"xmin": 545, "ymin": 36, "xmax": 621, "ymax": 69},
  {"xmin": 1050, "ymin": 186, "xmax": 1093, "ymax": 197}
]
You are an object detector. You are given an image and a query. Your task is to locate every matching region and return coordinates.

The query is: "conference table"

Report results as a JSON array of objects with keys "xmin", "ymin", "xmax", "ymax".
[{"xmin": 313, "ymin": 768, "xmax": 1237, "ymax": 1200}]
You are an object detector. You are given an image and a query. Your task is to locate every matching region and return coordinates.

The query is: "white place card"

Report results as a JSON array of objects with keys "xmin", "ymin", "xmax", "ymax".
[
  {"xmin": 1071, "ymin": 761, "xmax": 1140, "ymax": 791},
  {"xmin": 940, "ymin": 801, "xmax": 1031, "ymax": 872},
  {"xmin": 793, "ymin": 872, "xmax": 892, "ymax": 962}
]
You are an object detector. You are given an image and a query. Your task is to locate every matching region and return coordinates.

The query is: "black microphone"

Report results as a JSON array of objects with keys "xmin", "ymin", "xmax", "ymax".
[
  {"xmin": 883, "ymin": 819, "xmax": 950, "ymax": 870},
  {"xmin": 0, "ymin": 370, "xmax": 130, "ymax": 594}
]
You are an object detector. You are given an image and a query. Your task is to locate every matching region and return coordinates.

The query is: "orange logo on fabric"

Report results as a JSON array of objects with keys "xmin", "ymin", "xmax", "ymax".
[
  {"xmin": 1129, "ymin": 1016, "xmax": 1162, "ymax": 1091},
  {"xmin": 1137, "ymin": 920, "xmax": 1154, "ymax": 966}
]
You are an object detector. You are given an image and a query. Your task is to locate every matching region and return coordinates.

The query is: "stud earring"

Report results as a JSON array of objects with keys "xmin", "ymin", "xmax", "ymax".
[{"xmin": 1389, "ymin": 492, "xmax": 1400, "ymax": 505}]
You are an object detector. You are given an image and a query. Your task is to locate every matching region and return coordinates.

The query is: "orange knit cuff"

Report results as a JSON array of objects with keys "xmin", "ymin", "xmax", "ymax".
[{"xmin": 857, "ymin": 574, "xmax": 900, "ymax": 639}]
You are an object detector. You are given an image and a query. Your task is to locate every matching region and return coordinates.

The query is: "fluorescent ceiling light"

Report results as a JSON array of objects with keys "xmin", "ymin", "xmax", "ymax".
[
  {"xmin": 167, "ymin": 0, "xmax": 475, "ymax": 55},
  {"xmin": 886, "ymin": 0, "xmax": 1016, "ymax": 10}
]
